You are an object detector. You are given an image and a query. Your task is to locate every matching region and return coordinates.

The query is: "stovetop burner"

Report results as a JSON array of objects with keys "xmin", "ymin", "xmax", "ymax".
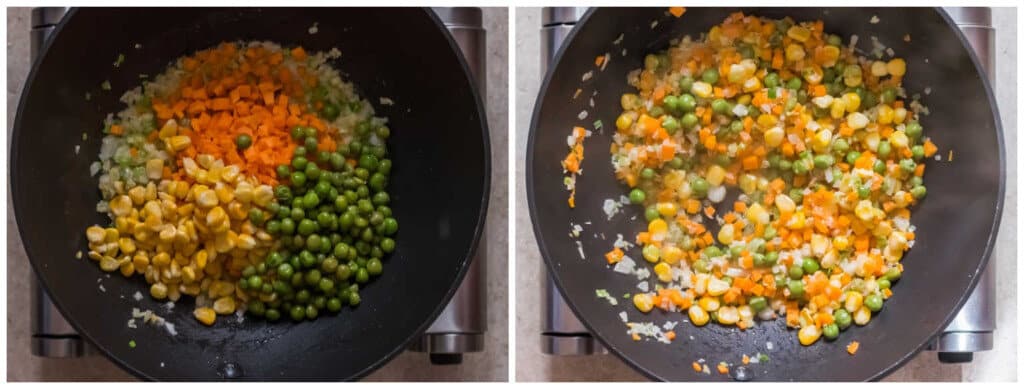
[
  {"xmin": 27, "ymin": 6, "xmax": 489, "ymax": 366},
  {"xmin": 538, "ymin": 6, "xmax": 997, "ymax": 364}
]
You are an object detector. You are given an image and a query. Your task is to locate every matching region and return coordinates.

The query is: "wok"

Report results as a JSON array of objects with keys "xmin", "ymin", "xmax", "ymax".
[
  {"xmin": 528, "ymin": 7, "xmax": 1002, "ymax": 381},
  {"xmin": 11, "ymin": 7, "xmax": 490, "ymax": 380}
]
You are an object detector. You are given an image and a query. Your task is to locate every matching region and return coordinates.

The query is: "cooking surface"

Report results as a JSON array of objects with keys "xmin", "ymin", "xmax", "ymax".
[
  {"xmin": 514, "ymin": 6, "xmax": 1016, "ymax": 382},
  {"xmin": 5, "ymin": 7, "xmax": 509, "ymax": 381}
]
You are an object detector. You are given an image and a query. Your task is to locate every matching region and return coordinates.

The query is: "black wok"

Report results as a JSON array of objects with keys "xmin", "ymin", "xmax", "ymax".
[
  {"xmin": 528, "ymin": 7, "xmax": 1002, "ymax": 381},
  {"xmin": 11, "ymin": 7, "xmax": 489, "ymax": 381}
]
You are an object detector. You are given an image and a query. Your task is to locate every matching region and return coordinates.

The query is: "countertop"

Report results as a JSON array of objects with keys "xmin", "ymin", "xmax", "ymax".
[
  {"xmin": 5, "ymin": 7, "xmax": 508, "ymax": 381},
  {"xmin": 514, "ymin": 7, "xmax": 1017, "ymax": 382}
]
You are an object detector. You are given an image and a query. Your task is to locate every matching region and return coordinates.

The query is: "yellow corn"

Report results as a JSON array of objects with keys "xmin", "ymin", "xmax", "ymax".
[
  {"xmin": 654, "ymin": 262, "xmax": 673, "ymax": 283},
  {"xmin": 213, "ymin": 296, "xmax": 236, "ymax": 314},
  {"xmin": 86, "ymin": 226, "xmax": 106, "ymax": 243},
  {"xmin": 784, "ymin": 44, "xmax": 805, "ymax": 62},
  {"xmin": 886, "ymin": 58, "xmax": 906, "ymax": 77},
  {"xmin": 893, "ymin": 107, "xmax": 908, "ymax": 124},
  {"xmin": 870, "ymin": 61, "xmax": 888, "ymax": 77},
  {"xmin": 820, "ymin": 45, "xmax": 840, "ymax": 67},
  {"xmin": 787, "ymin": 26, "xmax": 811, "ymax": 42},
  {"xmin": 842, "ymin": 93, "xmax": 861, "ymax": 112},
  {"xmin": 811, "ymin": 129, "xmax": 832, "ymax": 153},
  {"xmin": 845, "ymin": 291, "xmax": 864, "ymax": 312},
  {"xmin": 698, "ymin": 295, "xmax": 720, "ymax": 312},
  {"xmin": 854, "ymin": 306, "xmax": 872, "ymax": 325},
  {"xmin": 757, "ymin": 114, "xmax": 778, "ymax": 128},
  {"xmin": 889, "ymin": 130, "xmax": 909, "ymax": 149},
  {"xmin": 775, "ymin": 194, "xmax": 796, "ymax": 213},
  {"xmin": 764, "ymin": 126, "xmax": 785, "ymax": 148},
  {"xmin": 877, "ymin": 104, "xmax": 895, "ymax": 125},
  {"xmin": 716, "ymin": 306, "xmax": 739, "ymax": 325},
  {"xmin": 633, "ymin": 293, "xmax": 654, "ymax": 313},
  {"xmin": 847, "ymin": 112, "xmax": 869, "ymax": 129},
  {"xmin": 786, "ymin": 211, "xmax": 806, "ymax": 229},
  {"xmin": 706, "ymin": 165, "xmax": 727, "ymax": 186},
  {"xmin": 616, "ymin": 113, "xmax": 634, "ymax": 131},
  {"xmin": 830, "ymin": 99, "xmax": 847, "ymax": 119},
  {"xmin": 656, "ymin": 202, "xmax": 678, "ymax": 217},
  {"xmin": 717, "ymin": 224, "xmax": 735, "ymax": 245},
  {"xmin": 798, "ymin": 325, "xmax": 822, "ymax": 345},
  {"xmin": 193, "ymin": 307, "xmax": 216, "ymax": 326},
  {"xmin": 661, "ymin": 246, "xmax": 683, "ymax": 265},
  {"xmin": 692, "ymin": 81, "xmax": 713, "ymax": 98},
  {"xmin": 746, "ymin": 203, "xmax": 770, "ymax": 225},
  {"xmin": 167, "ymin": 135, "xmax": 192, "ymax": 152},
  {"xmin": 689, "ymin": 305, "xmax": 710, "ymax": 326}
]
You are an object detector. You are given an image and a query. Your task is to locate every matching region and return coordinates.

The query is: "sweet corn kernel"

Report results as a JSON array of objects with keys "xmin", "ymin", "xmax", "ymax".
[
  {"xmin": 886, "ymin": 58, "xmax": 906, "ymax": 77},
  {"xmin": 661, "ymin": 246, "xmax": 683, "ymax": 265},
  {"xmin": 128, "ymin": 186, "xmax": 146, "ymax": 205},
  {"xmin": 820, "ymin": 46, "xmax": 840, "ymax": 67},
  {"xmin": 786, "ymin": 26, "xmax": 811, "ymax": 42},
  {"xmin": 716, "ymin": 306, "xmax": 739, "ymax": 325},
  {"xmin": 717, "ymin": 224, "xmax": 735, "ymax": 245},
  {"xmin": 746, "ymin": 203, "xmax": 770, "ymax": 225},
  {"xmin": 810, "ymin": 234, "xmax": 829, "ymax": 257},
  {"xmin": 876, "ymin": 104, "xmax": 895, "ymax": 125},
  {"xmin": 167, "ymin": 135, "xmax": 192, "ymax": 152},
  {"xmin": 196, "ymin": 189, "xmax": 219, "ymax": 208},
  {"xmin": 193, "ymin": 307, "xmax": 216, "ymax": 326},
  {"xmin": 893, "ymin": 107, "xmax": 908, "ymax": 124},
  {"xmin": 845, "ymin": 291, "xmax": 864, "ymax": 312},
  {"xmin": 870, "ymin": 61, "xmax": 889, "ymax": 77},
  {"xmin": 757, "ymin": 114, "xmax": 778, "ymax": 128},
  {"xmin": 764, "ymin": 127, "xmax": 785, "ymax": 148},
  {"xmin": 833, "ymin": 236, "xmax": 850, "ymax": 251},
  {"xmin": 616, "ymin": 113, "xmax": 634, "ymax": 131},
  {"xmin": 86, "ymin": 226, "xmax": 106, "ymax": 243},
  {"xmin": 830, "ymin": 99, "xmax": 847, "ymax": 119},
  {"xmin": 847, "ymin": 112, "xmax": 869, "ymax": 129},
  {"xmin": 811, "ymin": 129, "xmax": 833, "ymax": 153},
  {"xmin": 854, "ymin": 200, "xmax": 876, "ymax": 221},
  {"xmin": 654, "ymin": 262, "xmax": 673, "ymax": 282},
  {"xmin": 213, "ymin": 296, "xmax": 236, "ymax": 314},
  {"xmin": 642, "ymin": 244, "xmax": 661, "ymax": 263},
  {"xmin": 692, "ymin": 81, "xmax": 713, "ymax": 98},
  {"xmin": 633, "ymin": 293, "xmax": 654, "ymax": 313},
  {"xmin": 775, "ymin": 194, "xmax": 796, "ymax": 213},
  {"xmin": 706, "ymin": 165, "xmax": 727, "ymax": 186},
  {"xmin": 698, "ymin": 295, "xmax": 721, "ymax": 312},
  {"xmin": 798, "ymin": 324, "xmax": 822, "ymax": 345},
  {"xmin": 889, "ymin": 130, "xmax": 909, "ymax": 149},
  {"xmin": 786, "ymin": 211, "xmax": 807, "ymax": 229},
  {"xmin": 842, "ymin": 93, "xmax": 861, "ymax": 112},
  {"xmin": 689, "ymin": 305, "xmax": 710, "ymax": 326},
  {"xmin": 854, "ymin": 306, "xmax": 872, "ymax": 325},
  {"xmin": 785, "ymin": 44, "xmax": 805, "ymax": 62}
]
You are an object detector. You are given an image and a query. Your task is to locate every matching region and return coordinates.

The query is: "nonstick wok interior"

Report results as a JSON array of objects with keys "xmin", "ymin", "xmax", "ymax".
[{"xmin": 12, "ymin": 7, "xmax": 489, "ymax": 380}]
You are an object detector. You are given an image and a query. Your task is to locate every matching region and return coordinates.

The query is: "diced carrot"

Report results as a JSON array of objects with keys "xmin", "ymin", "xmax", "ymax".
[
  {"xmin": 847, "ymin": 341, "xmax": 860, "ymax": 355},
  {"xmin": 669, "ymin": 7, "xmax": 686, "ymax": 17}
]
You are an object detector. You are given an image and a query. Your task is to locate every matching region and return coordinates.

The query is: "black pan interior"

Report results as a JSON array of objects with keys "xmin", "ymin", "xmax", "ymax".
[
  {"xmin": 12, "ymin": 7, "xmax": 489, "ymax": 380},
  {"xmin": 528, "ymin": 7, "xmax": 1002, "ymax": 381}
]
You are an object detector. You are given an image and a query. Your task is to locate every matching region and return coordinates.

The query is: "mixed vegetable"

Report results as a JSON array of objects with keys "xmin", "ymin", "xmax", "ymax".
[
  {"xmin": 83, "ymin": 42, "xmax": 397, "ymax": 326},
  {"xmin": 601, "ymin": 13, "xmax": 935, "ymax": 346}
]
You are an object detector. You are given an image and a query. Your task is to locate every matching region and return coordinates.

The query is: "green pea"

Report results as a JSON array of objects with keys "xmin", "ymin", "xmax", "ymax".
[
  {"xmin": 349, "ymin": 292, "xmax": 361, "ymax": 306},
  {"xmin": 305, "ymin": 163, "xmax": 321, "ymax": 181},
  {"xmin": 277, "ymin": 262, "xmax": 295, "ymax": 279},
  {"xmin": 321, "ymin": 101, "xmax": 341, "ymax": 121},
  {"xmin": 711, "ymin": 99, "xmax": 730, "ymax": 115},
  {"xmin": 899, "ymin": 159, "xmax": 916, "ymax": 173},
  {"xmin": 813, "ymin": 155, "xmax": 834, "ymax": 169},
  {"xmin": 644, "ymin": 206, "xmax": 660, "ymax": 222},
  {"xmin": 691, "ymin": 178, "xmax": 709, "ymax": 198},
  {"xmin": 873, "ymin": 159, "xmax": 886, "ymax": 174},
  {"xmin": 883, "ymin": 268, "xmax": 902, "ymax": 281},
  {"xmin": 877, "ymin": 279, "xmax": 891, "ymax": 291},
  {"xmin": 789, "ymin": 265, "xmax": 804, "ymax": 280},
  {"xmin": 778, "ymin": 159, "xmax": 792, "ymax": 171},
  {"xmin": 880, "ymin": 87, "xmax": 897, "ymax": 104},
  {"xmin": 327, "ymin": 297, "xmax": 342, "ymax": 312},
  {"xmin": 834, "ymin": 308, "xmax": 852, "ymax": 329},
  {"xmin": 662, "ymin": 116, "xmax": 681, "ymax": 134},
  {"xmin": 275, "ymin": 185, "xmax": 293, "ymax": 202},
  {"xmin": 787, "ymin": 280, "xmax": 805, "ymax": 298},
  {"xmin": 678, "ymin": 77, "xmax": 694, "ymax": 93},
  {"xmin": 380, "ymin": 237, "xmax": 396, "ymax": 253},
  {"xmin": 366, "ymin": 258, "xmax": 383, "ymax": 275},
  {"xmin": 910, "ymin": 185, "xmax": 927, "ymax": 199},
  {"xmin": 355, "ymin": 268, "xmax": 370, "ymax": 284},
  {"xmin": 764, "ymin": 73, "xmax": 780, "ymax": 88},
  {"xmin": 306, "ymin": 234, "xmax": 323, "ymax": 252},
  {"xmin": 290, "ymin": 207, "xmax": 305, "ymax": 221},
  {"xmin": 297, "ymin": 219, "xmax": 317, "ymax": 236},
  {"xmin": 290, "ymin": 305, "xmax": 305, "ymax": 321},
  {"xmin": 292, "ymin": 156, "xmax": 309, "ymax": 171},
  {"xmin": 802, "ymin": 258, "xmax": 820, "ymax": 274},
  {"xmin": 303, "ymin": 192, "xmax": 320, "ymax": 209},
  {"xmin": 628, "ymin": 188, "xmax": 646, "ymax": 204},
  {"xmin": 668, "ymin": 157, "xmax": 685, "ymax": 169},
  {"xmin": 911, "ymin": 145, "xmax": 925, "ymax": 161},
  {"xmin": 858, "ymin": 185, "xmax": 871, "ymax": 199},
  {"xmin": 382, "ymin": 218, "xmax": 399, "ymax": 235},
  {"xmin": 681, "ymin": 113, "xmax": 699, "ymax": 129},
  {"xmin": 703, "ymin": 246, "xmax": 722, "ymax": 258},
  {"xmin": 764, "ymin": 251, "xmax": 779, "ymax": 265},
  {"xmin": 749, "ymin": 296, "xmax": 768, "ymax": 312},
  {"xmin": 905, "ymin": 121, "xmax": 923, "ymax": 140},
  {"xmin": 877, "ymin": 141, "xmax": 892, "ymax": 159},
  {"xmin": 693, "ymin": 259, "xmax": 711, "ymax": 273},
  {"xmin": 358, "ymin": 154, "xmax": 379, "ymax": 172},
  {"xmin": 832, "ymin": 138, "xmax": 849, "ymax": 153},
  {"xmin": 792, "ymin": 159, "xmax": 809, "ymax": 175},
  {"xmin": 865, "ymin": 294, "xmax": 884, "ymax": 312},
  {"xmin": 234, "ymin": 134, "xmax": 253, "ymax": 150},
  {"xmin": 701, "ymin": 68, "xmax": 719, "ymax": 84},
  {"xmin": 278, "ymin": 219, "xmax": 296, "ymax": 236},
  {"xmin": 289, "ymin": 172, "xmax": 307, "ymax": 188},
  {"xmin": 648, "ymin": 106, "xmax": 665, "ymax": 118},
  {"xmin": 845, "ymin": 151, "xmax": 861, "ymax": 165},
  {"xmin": 787, "ymin": 77, "xmax": 802, "ymax": 90},
  {"xmin": 823, "ymin": 323, "xmax": 840, "ymax": 340}
]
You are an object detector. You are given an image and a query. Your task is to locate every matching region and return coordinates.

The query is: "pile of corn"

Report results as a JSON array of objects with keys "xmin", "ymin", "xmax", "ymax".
[
  {"xmin": 603, "ymin": 13, "xmax": 936, "ymax": 347},
  {"xmin": 85, "ymin": 153, "xmax": 276, "ymax": 325}
]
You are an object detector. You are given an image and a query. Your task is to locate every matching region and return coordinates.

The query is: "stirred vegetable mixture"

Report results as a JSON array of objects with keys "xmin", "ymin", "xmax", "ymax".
[
  {"xmin": 83, "ymin": 42, "xmax": 397, "ymax": 326},
  {"xmin": 604, "ymin": 13, "xmax": 935, "ymax": 346}
]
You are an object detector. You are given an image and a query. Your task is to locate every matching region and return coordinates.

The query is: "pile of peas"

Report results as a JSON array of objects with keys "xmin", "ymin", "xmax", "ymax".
[{"xmin": 239, "ymin": 122, "xmax": 398, "ymax": 322}]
